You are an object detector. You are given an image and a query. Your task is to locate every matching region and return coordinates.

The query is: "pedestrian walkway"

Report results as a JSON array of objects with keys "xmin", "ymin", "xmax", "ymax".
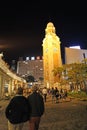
[{"xmin": 0, "ymin": 96, "xmax": 87, "ymax": 130}]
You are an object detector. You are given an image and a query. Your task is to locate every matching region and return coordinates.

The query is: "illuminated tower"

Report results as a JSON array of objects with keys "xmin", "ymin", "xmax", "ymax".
[{"xmin": 42, "ymin": 22, "xmax": 62, "ymax": 88}]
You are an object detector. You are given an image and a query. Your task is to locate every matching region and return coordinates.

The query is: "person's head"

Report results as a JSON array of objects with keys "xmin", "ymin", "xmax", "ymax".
[
  {"xmin": 16, "ymin": 87, "xmax": 23, "ymax": 95},
  {"xmin": 32, "ymin": 85, "xmax": 38, "ymax": 92}
]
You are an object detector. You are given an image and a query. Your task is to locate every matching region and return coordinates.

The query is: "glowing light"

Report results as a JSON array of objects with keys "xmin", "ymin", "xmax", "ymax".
[
  {"xmin": 26, "ymin": 57, "xmax": 29, "ymax": 60},
  {"xmin": 31, "ymin": 57, "xmax": 35, "ymax": 60},
  {"xmin": 69, "ymin": 46, "xmax": 81, "ymax": 49},
  {"xmin": 36, "ymin": 56, "xmax": 40, "ymax": 60}
]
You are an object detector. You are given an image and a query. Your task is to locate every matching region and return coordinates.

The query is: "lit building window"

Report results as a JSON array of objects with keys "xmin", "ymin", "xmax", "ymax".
[
  {"xmin": 31, "ymin": 57, "xmax": 35, "ymax": 60},
  {"xmin": 69, "ymin": 46, "xmax": 81, "ymax": 49},
  {"xmin": 36, "ymin": 56, "xmax": 40, "ymax": 60},
  {"xmin": 26, "ymin": 57, "xmax": 29, "ymax": 60}
]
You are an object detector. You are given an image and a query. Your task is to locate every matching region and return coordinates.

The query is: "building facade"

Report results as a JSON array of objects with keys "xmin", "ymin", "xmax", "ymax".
[
  {"xmin": 17, "ymin": 57, "xmax": 43, "ymax": 81},
  {"xmin": 42, "ymin": 22, "xmax": 62, "ymax": 88},
  {"xmin": 65, "ymin": 47, "xmax": 87, "ymax": 64},
  {"xmin": 0, "ymin": 53, "xmax": 26, "ymax": 98}
]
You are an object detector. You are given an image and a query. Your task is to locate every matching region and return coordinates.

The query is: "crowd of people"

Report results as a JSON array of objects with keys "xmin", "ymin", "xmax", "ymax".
[
  {"xmin": 5, "ymin": 85, "xmax": 68, "ymax": 130},
  {"xmin": 50, "ymin": 87, "xmax": 68, "ymax": 103}
]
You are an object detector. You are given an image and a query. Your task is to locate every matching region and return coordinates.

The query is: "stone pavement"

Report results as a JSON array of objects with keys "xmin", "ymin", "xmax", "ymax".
[{"xmin": 0, "ymin": 96, "xmax": 87, "ymax": 130}]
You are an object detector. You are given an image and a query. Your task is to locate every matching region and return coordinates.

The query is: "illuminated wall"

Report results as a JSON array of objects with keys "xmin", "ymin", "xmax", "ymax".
[
  {"xmin": 17, "ymin": 59, "xmax": 43, "ymax": 81},
  {"xmin": 65, "ymin": 47, "xmax": 87, "ymax": 64}
]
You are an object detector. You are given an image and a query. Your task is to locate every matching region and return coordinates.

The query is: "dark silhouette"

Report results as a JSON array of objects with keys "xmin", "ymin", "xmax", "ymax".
[
  {"xmin": 27, "ymin": 85, "xmax": 45, "ymax": 130},
  {"xmin": 5, "ymin": 87, "xmax": 30, "ymax": 130}
]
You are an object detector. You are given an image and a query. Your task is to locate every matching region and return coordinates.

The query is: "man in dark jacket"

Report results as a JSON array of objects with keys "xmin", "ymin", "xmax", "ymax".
[
  {"xmin": 27, "ymin": 85, "xmax": 45, "ymax": 130},
  {"xmin": 5, "ymin": 87, "xmax": 30, "ymax": 130}
]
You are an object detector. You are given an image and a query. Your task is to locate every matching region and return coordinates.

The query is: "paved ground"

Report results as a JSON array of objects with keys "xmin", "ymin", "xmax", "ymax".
[{"xmin": 0, "ymin": 96, "xmax": 87, "ymax": 130}]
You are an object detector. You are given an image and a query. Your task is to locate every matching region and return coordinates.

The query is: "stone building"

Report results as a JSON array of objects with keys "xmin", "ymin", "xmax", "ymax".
[
  {"xmin": 0, "ymin": 53, "xmax": 26, "ymax": 98},
  {"xmin": 65, "ymin": 47, "xmax": 87, "ymax": 64},
  {"xmin": 42, "ymin": 22, "xmax": 62, "ymax": 88},
  {"xmin": 17, "ymin": 56, "xmax": 43, "ymax": 81}
]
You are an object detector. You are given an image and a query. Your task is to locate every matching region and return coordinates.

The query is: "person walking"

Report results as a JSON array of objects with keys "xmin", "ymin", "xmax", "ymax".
[
  {"xmin": 27, "ymin": 85, "xmax": 45, "ymax": 130},
  {"xmin": 42, "ymin": 87, "xmax": 47, "ymax": 102},
  {"xmin": 5, "ymin": 87, "xmax": 30, "ymax": 130},
  {"xmin": 55, "ymin": 87, "xmax": 59, "ymax": 103},
  {"xmin": 51, "ymin": 87, "xmax": 55, "ymax": 103}
]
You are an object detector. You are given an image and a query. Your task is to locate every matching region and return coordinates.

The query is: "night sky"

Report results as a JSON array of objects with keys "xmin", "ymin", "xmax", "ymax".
[{"xmin": 0, "ymin": 1, "xmax": 87, "ymax": 65}]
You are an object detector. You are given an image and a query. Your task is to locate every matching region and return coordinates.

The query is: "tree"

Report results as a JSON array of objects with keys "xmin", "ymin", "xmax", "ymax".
[
  {"xmin": 25, "ymin": 75, "xmax": 35, "ymax": 82},
  {"xmin": 52, "ymin": 62, "xmax": 87, "ymax": 92},
  {"xmin": 39, "ymin": 77, "xmax": 44, "ymax": 82}
]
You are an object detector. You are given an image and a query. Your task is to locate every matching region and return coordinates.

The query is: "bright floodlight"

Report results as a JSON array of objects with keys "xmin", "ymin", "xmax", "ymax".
[
  {"xmin": 69, "ymin": 46, "xmax": 81, "ymax": 49},
  {"xmin": 31, "ymin": 57, "xmax": 35, "ymax": 60},
  {"xmin": 26, "ymin": 57, "xmax": 29, "ymax": 60}
]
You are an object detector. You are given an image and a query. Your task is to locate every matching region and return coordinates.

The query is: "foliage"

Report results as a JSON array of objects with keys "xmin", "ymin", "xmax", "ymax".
[
  {"xmin": 52, "ymin": 59, "xmax": 87, "ymax": 91},
  {"xmin": 65, "ymin": 63, "xmax": 87, "ymax": 83},
  {"xmin": 68, "ymin": 91, "xmax": 87, "ymax": 100},
  {"xmin": 39, "ymin": 77, "xmax": 44, "ymax": 81},
  {"xmin": 25, "ymin": 75, "xmax": 35, "ymax": 82}
]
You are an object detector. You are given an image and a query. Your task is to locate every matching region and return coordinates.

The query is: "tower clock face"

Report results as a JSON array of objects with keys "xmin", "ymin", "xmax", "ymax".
[
  {"xmin": 52, "ymin": 42, "xmax": 57, "ymax": 47},
  {"xmin": 45, "ymin": 48, "xmax": 48, "ymax": 53},
  {"xmin": 54, "ymin": 48, "xmax": 58, "ymax": 52}
]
